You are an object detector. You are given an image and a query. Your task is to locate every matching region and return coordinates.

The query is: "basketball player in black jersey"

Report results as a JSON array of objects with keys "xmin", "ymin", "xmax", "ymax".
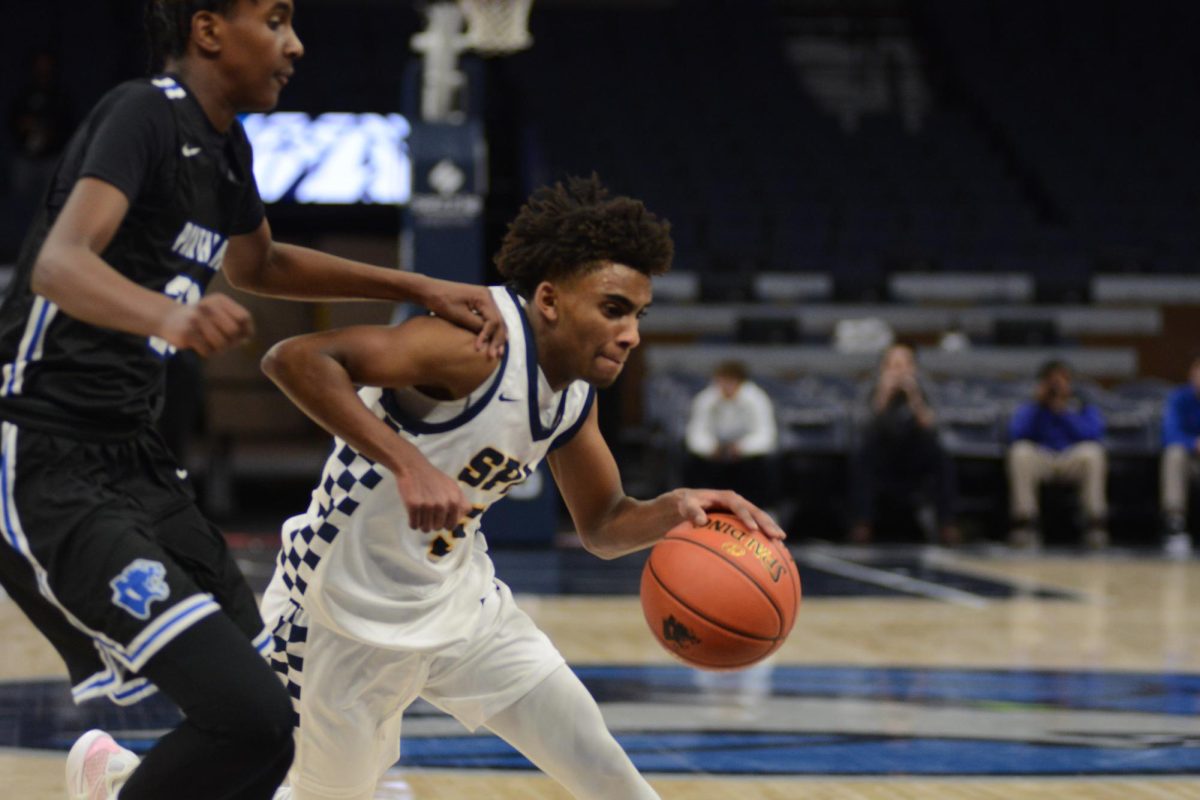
[{"xmin": 0, "ymin": 2, "xmax": 504, "ymax": 799}]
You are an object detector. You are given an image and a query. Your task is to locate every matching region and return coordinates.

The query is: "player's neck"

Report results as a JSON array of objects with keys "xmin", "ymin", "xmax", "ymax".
[
  {"xmin": 167, "ymin": 61, "xmax": 237, "ymax": 133},
  {"xmin": 527, "ymin": 316, "xmax": 571, "ymax": 393}
]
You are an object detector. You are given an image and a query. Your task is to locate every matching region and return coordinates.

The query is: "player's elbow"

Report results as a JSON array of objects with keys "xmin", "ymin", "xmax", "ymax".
[
  {"xmin": 223, "ymin": 253, "xmax": 266, "ymax": 292},
  {"xmin": 260, "ymin": 338, "xmax": 299, "ymax": 388},
  {"xmin": 225, "ymin": 239, "xmax": 277, "ymax": 293},
  {"xmin": 576, "ymin": 526, "xmax": 633, "ymax": 560},
  {"xmin": 30, "ymin": 245, "xmax": 70, "ymax": 299}
]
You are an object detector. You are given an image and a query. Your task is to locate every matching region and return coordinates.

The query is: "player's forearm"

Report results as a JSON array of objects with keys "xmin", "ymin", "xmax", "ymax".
[
  {"xmin": 577, "ymin": 491, "xmax": 688, "ymax": 560},
  {"xmin": 32, "ymin": 243, "xmax": 176, "ymax": 338},
  {"xmin": 236, "ymin": 242, "xmax": 433, "ymax": 303},
  {"xmin": 261, "ymin": 340, "xmax": 418, "ymax": 475}
]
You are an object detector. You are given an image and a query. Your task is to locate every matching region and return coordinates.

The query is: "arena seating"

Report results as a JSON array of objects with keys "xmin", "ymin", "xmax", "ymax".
[
  {"xmin": 514, "ymin": 0, "xmax": 1198, "ymax": 300},
  {"xmin": 918, "ymin": 0, "xmax": 1200, "ymax": 276},
  {"xmin": 643, "ymin": 368, "xmax": 1169, "ymax": 541}
]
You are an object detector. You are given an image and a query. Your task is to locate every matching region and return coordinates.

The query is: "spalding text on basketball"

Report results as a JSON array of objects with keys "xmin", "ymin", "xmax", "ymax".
[{"xmin": 702, "ymin": 518, "xmax": 786, "ymax": 583}]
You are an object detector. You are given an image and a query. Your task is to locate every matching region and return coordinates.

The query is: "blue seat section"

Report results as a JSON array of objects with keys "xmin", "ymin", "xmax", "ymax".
[
  {"xmin": 508, "ymin": 0, "xmax": 1199, "ymax": 298},
  {"xmin": 7, "ymin": 1, "xmax": 1194, "ymax": 294},
  {"xmin": 641, "ymin": 371, "xmax": 1172, "ymax": 539},
  {"xmin": 921, "ymin": 0, "xmax": 1200, "ymax": 277},
  {"xmin": 641, "ymin": 373, "xmax": 1171, "ymax": 460}
]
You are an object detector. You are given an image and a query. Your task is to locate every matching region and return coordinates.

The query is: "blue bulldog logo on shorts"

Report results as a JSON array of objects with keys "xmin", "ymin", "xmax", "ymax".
[{"xmin": 110, "ymin": 559, "xmax": 170, "ymax": 620}]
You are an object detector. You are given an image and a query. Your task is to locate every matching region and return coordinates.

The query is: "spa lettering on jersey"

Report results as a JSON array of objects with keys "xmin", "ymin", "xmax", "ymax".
[
  {"xmin": 170, "ymin": 221, "xmax": 227, "ymax": 271},
  {"xmin": 457, "ymin": 446, "xmax": 533, "ymax": 494}
]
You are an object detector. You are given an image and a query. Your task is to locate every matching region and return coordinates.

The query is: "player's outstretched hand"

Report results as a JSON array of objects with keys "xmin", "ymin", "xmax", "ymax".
[
  {"xmin": 417, "ymin": 278, "xmax": 507, "ymax": 360},
  {"xmin": 674, "ymin": 488, "xmax": 787, "ymax": 540},
  {"xmin": 394, "ymin": 458, "xmax": 473, "ymax": 533},
  {"xmin": 159, "ymin": 294, "xmax": 254, "ymax": 357}
]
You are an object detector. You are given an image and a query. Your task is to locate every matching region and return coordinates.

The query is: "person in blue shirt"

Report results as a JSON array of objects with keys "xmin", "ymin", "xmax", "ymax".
[
  {"xmin": 1006, "ymin": 360, "xmax": 1107, "ymax": 548},
  {"xmin": 1159, "ymin": 355, "xmax": 1200, "ymax": 556}
]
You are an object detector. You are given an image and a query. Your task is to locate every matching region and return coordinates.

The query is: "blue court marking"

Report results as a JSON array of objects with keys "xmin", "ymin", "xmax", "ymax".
[
  {"xmin": 7, "ymin": 665, "xmax": 1200, "ymax": 776},
  {"xmin": 400, "ymin": 733, "xmax": 1200, "ymax": 775},
  {"xmin": 572, "ymin": 665, "xmax": 1200, "ymax": 716}
]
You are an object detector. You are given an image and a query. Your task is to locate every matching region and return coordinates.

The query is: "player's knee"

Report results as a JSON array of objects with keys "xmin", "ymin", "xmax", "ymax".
[
  {"xmin": 214, "ymin": 671, "xmax": 295, "ymax": 757},
  {"xmin": 242, "ymin": 685, "xmax": 295, "ymax": 752}
]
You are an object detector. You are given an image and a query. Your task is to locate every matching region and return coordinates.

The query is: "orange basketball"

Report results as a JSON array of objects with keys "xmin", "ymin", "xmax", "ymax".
[{"xmin": 640, "ymin": 513, "xmax": 801, "ymax": 670}]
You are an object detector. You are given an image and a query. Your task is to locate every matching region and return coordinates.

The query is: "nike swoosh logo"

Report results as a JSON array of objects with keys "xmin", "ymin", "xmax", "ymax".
[
  {"xmin": 175, "ymin": 468, "xmax": 189, "ymax": 480},
  {"xmin": 498, "ymin": 394, "xmax": 519, "ymax": 402},
  {"xmin": 182, "ymin": 145, "xmax": 201, "ymax": 157}
]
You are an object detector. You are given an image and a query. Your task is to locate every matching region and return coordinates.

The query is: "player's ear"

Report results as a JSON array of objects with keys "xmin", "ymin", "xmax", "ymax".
[
  {"xmin": 191, "ymin": 10, "xmax": 223, "ymax": 57},
  {"xmin": 533, "ymin": 281, "xmax": 559, "ymax": 323}
]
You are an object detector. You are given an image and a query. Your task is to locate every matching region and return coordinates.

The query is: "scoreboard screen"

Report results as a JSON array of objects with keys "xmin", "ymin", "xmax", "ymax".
[{"xmin": 242, "ymin": 112, "xmax": 412, "ymax": 205}]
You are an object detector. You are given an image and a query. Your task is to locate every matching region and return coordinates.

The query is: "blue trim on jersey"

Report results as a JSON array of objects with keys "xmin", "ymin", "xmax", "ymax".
[
  {"xmin": 72, "ymin": 671, "xmax": 156, "ymax": 706},
  {"xmin": 1, "ymin": 297, "xmax": 53, "ymax": 396},
  {"xmin": 505, "ymin": 287, "xmax": 568, "ymax": 442},
  {"xmin": 113, "ymin": 594, "xmax": 220, "ymax": 670},
  {"xmin": 73, "ymin": 669, "xmax": 117, "ymax": 697},
  {"xmin": 378, "ymin": 341, "xmax": 509, "ymax": 434},
  {"xmin": 111, "ymin": 679, "xmax": 156, "ymax": 705},
  {"xmin": 252, "ymin": 626, "xmax": 272, "ymax": 655},
  {"xmin": 0, "ymin": 450, "xmax": 17, "ymax": 549},
  {"xmin": 548, "ymin": 387, "xmax": 595, "ymax": 451}
]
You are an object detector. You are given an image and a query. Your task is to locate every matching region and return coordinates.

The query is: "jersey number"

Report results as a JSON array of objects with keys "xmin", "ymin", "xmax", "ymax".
[
  {"xmin": 428, "ymin": 506, "xmax": 484, "ymax": 560},
  {"xmin": 148, "ymin": 275, "xmax": 202, "ymax": 357}
]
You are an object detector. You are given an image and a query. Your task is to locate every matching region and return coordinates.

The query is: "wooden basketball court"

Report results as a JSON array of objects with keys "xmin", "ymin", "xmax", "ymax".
[{"xmin": 4, "ymin": 545, "xmax": 1200, "ymax": 798}]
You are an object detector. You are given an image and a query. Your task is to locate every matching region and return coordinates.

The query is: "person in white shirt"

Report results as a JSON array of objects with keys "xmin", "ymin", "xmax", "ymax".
[{"xmin": 684, "ymin": 360, "xmax": 779, "ymax": 509}]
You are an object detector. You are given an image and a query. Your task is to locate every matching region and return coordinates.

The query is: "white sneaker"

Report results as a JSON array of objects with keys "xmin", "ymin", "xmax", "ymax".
[
  {"xmin": 1165, "ymin": 531, "xmax": 1193, "ymax": 560},
  {"xmin": 66, "ymin": 729, "xmax": 139, "ymax": 800}
]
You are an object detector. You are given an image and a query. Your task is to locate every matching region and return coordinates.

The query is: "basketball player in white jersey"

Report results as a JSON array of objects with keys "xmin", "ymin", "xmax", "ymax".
[{"xmin": 259, "ymin": 175, "xmax": 785, "ymax": 800}]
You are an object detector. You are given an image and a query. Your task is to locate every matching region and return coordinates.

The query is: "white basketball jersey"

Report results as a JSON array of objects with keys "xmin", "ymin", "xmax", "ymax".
[{"xmin": 266, "ymin": 287, "xmax": 594, "ymax": 651}]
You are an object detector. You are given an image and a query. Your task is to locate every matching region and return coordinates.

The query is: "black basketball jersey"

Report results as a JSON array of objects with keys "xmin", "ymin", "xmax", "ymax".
[{"xmin": 0, "ymin": 75, "xmax": 264, "ymax": 438}]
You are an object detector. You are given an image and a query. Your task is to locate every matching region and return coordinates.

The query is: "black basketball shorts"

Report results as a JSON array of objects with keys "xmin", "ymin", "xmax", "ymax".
[{"xmin": 0, "ymin": 420, "xmax": 269, "ymax": 705}]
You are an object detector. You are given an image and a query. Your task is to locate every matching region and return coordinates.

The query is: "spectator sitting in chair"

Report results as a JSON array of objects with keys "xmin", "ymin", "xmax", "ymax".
[
  {"xmin": 684, "ymin": 360, "xmax": 778, "ymax": 510},
  {"xmin": 1159, "ymin": 354, "xmax": 1200, "ymax": 558},
  {"xmin": 1007, "ymin": 359, "xmax": 1108, "ymax": 549},
  {"xmin": 848, "ymin": 342, "xmax": 960, "ymax": 546}
]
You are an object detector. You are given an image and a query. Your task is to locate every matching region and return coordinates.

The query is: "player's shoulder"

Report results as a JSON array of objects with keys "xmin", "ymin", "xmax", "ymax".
[
  {"xmin": 88, "ymin": 77, "xmax": 178, "ymax": 131},
  {"xmin": 101, "ymin": 76, "xmax": 184, "ymax": 108},
  {"xmin": 397, "ymin": 313, "xmax": 491, "ymax": 361},
  {"xmin": 388, "ymin": 313, "xmax": 505, "ymax": 396}
]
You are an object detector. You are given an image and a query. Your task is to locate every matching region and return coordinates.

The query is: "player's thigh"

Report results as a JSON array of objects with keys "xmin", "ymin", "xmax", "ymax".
[
  {"xmin": 152, "ymin": 502, "xmax": 264, "ymax": 641},
  {"xmin": 0, "ymin": 427, "xmax": 214, "ymax": 664},
  {"xmin": 422, "ymin": 580, "xmax": 566, "ymax": 731},
  {"xmin": 288, "ymin": 617, "xmax": 428, "ymax": 798},
  {"xmin": 0, "ymin": 537, "xmax": 109, "ymax": 689}
]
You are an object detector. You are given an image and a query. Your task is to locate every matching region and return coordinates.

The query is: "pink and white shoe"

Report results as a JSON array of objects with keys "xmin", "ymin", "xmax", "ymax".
[{"xmin": 65, "ymin": 729, "xmax": 139, "ymax": 800}]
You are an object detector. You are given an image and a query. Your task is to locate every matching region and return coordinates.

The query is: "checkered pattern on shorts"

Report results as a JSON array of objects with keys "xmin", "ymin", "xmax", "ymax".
[{"xmin": 268, "ymin": 600, "xmax": 308, "ymax": 725}]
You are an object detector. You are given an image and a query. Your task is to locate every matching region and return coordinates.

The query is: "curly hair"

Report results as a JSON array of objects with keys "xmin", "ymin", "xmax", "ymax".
[
  {"xmin": 495, "ymin": 175, "xmax": 674, "ymax": 298},
  {"xmin": 145, "ymin": 0, "xmax": 244, "ymax": 72}
]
